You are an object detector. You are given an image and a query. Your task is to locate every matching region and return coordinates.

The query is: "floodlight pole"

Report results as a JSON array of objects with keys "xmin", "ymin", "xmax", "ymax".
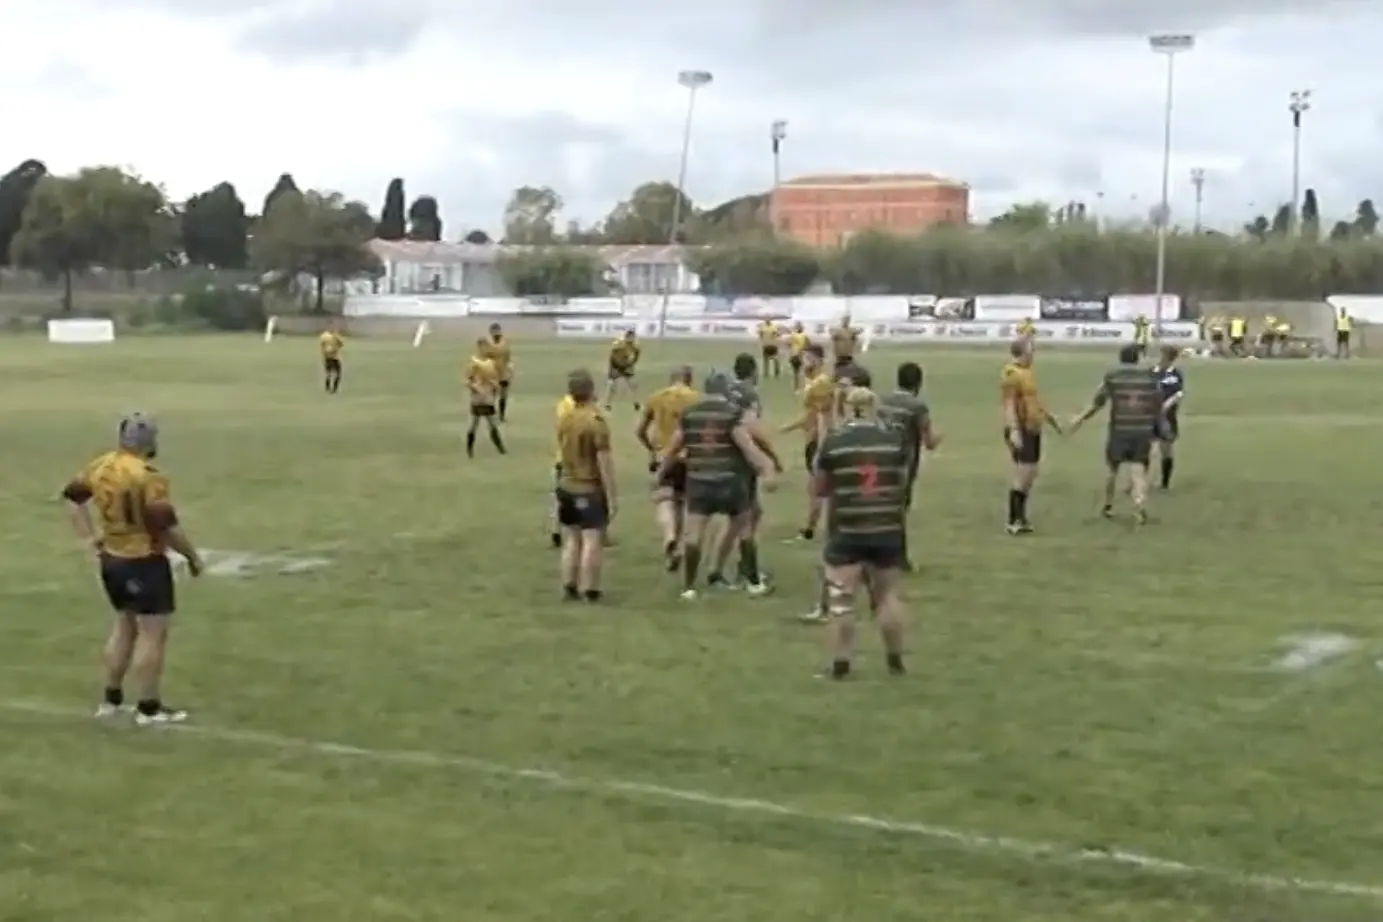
[
  {"xmin": 770, "ymin": 119, "xmax": 787, "ymax": 233},
  {"xmin": 1189, "ymin": 167, "xmax": 1205, "ymax": 233},
  {"xmin": 659, "ymin": 69, "xmax": 712, "ymax": 336},
  {"xmin": 1149, "ymin": 33, "xmax": 1194, "ymax": 333},
  {"xmin": 1289, "ymin": 89, "xmax": 1311, "ymax": 235}
]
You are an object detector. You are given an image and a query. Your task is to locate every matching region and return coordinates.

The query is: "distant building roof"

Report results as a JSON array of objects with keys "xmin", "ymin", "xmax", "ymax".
[
  {"xmin": 780, "ymin": 172, "xmax": 968, "ymax": 190},
  {"xmin": 368, "ymin": 239, "xmax": 697, "ymax": 266}
]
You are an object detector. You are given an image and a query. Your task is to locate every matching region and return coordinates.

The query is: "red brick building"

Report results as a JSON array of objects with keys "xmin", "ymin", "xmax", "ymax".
[{"xmin": 771, "ymin": 173, "xmax": 970, "ymax": 247}]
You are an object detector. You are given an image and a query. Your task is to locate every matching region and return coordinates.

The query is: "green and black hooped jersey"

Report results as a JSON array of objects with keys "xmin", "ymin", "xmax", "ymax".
[
  {"xmin": 815, "ymin": 420, "xmax": 910, "ymax": 538},
  {"xmin": 877, "ymin": 390, "xmax": 930, "ymax": 463},
  {"xmin": 681, "ymin": 397, "xmax": 749, "ymax": 486},
  {"xmin": 727, "ymin": 380, "xmax": 762, "ymax": 416},
  {"xmin": 1094, "ymin": 366, "xmax": 1162, "ymax": 435}
]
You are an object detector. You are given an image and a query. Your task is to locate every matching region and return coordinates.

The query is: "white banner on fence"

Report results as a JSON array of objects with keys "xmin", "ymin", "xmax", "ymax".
[
  {"xmin": 555, "ymin": 318, "xmax": 1202, "ymax": 343},
  {"xmin": 1327, "ymin": 295, "xmax": 1383, "ymax": 324},
  {"xmin": 972, "ymin": 295, "xmax": 1039, "ymax": 321},
  {"xmin": 1107, "ymin": 294, "xmax": 1183, "ymax": 321},
  {"xmin": 47, "ymin": 318, "xmax": 115, "ymax": 344}
]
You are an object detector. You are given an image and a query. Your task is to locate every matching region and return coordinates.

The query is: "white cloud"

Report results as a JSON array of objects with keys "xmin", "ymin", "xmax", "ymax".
[{"xmin": 2, "ymin": 0, "xmax": 1379, "ymax": 237}]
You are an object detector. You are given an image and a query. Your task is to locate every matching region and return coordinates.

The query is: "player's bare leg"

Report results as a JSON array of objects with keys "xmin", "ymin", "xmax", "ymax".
[
  {"xmin": 819, "ymin": 563, "xmax": 861, "ymax": 678},
  {"xmin": 734, "ymin": 503, "xmax": 769, "ymax": 595},
  {"xmin": 868, "ymin": 565, "xmax": 906, "ymax": 675},
  {"xmin": 625, "ymin": 377, "xmax": 641, "ymax": 411},
  {"xmin": 577, "ymin": 527, "xmax": 604, "ymax": 600},
  {"xmin": 131, "ymin": 615, "xmax": 184, "ymax": 725},
  {"xmin": 680, "ymin": 513, "xmax": 711, "ymax": 598},
  {"xmin": 601, "ymin": 377, "xmax": 618, "ymax": 409},
  {"xmin": 653, "ymin": 489, "xmax": 680, "ymax": 570},
  {"xmin": 483, "ymin": 415, "xmax": 506, "ymax": 454},
  {"xmin": 1156, "ymin": 439, "xmax": 1175, "ymax": 490},
  {"xmin": 708, "ymin": 514, "xmax": 746, "ymax": 589},
  {"xmin": 464, "ymin": 417, "xmax": 480, "ymax": 457},
  {"xmin": 1100, "ymin": 465, "xmax": 1118, "ymax": 518},
  {"xmin": 1127, "ymin": 463, "xmax": 1149, "ymax": 524},
  {"xmin": 96, "ymin": 614, "xmax": 137, "ymax": 717},
  {"xmin": 560, "ymin": 527, "xmax": 583, "ymax": 598},
  {"xmin": 1007, "ymin": 460, "xmax": 1038, "ymax": 534},
  {"xmin": 796, "ymin": 491, "xmax": 823, "ymax": 541}
]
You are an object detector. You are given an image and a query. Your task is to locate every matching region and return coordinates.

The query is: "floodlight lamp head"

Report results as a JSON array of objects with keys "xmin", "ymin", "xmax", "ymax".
[
  {"xmin": 1289, "ymin": 89, "xmax": 1312, "ymax": 112},
  {"xmin": 1148, "ymin": 33, "xmax": 1195, "ymax": 53},
  {"xmin": 678, "ymin": 70, "xmax": 713, "ymax": 89},
  {"xmin": 771, "ymin": 119, "xmax": 787, "ymax": 141}
]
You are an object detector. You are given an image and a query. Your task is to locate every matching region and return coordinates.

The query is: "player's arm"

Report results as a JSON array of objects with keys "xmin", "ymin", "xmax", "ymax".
[
  {"xmin": 652, "ymin": 428, "xmax": 685, "ymax": 481},
  {"xmin": 810, "ymin": 438, "xmax": 834, "ymax": 499},
  {"xmin": 1069, "ymin": 381, "xmax": 1109, "ymax": 432},
  {"xmin": 634, "ymin": 405, "xmax": 658, "ymax": 467},
  {"xmin": 740, "ymin": 412, "xmax": 784, "ymax": 472},
  {"xmin": 465, "ymin": 363, "xmax": 482, "ymax": 396},
  {"xmin": 1162, "ymin": 375, "xmax": 1184, "ymax": 412},
  {"xmin": 730, "ymin": 422, "xmax": 776, "ymax": 483},
  {"xmin": 591, "ymin": 417, "xmax": 617, "ymax": 517},
  {"xmin": 917, "ymin": 407, "xmax": 942, "ymax": 452},
  {"xmin": 58, "ymin": 471, "xmax": 99, "ymax": 555},
  {"xmin": 144, "ymin": 474, "xmax": 204, "ymax": 575}
]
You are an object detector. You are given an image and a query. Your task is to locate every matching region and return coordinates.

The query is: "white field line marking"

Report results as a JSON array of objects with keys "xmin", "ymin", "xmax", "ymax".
[{"xmin": 3, "ymin": 700, "xmax": 1381, "ymax": 902}]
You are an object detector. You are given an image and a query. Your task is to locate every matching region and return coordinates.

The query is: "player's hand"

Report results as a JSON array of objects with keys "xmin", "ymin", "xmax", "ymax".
[
  {"xmin": 85, "ymin": 538, "xmax": 103, "ymax": 566},
  {"xmin": 1007, "ymin": 429, "xmax": 1023, "ymax": 450},
  {"xmin": 648, "ymin": 457, "xmax": 659, "ymax": 473},
  {"xmin": 760, "ymin": 473, "xmax": 779, "ymax": 493},
  {"xmin": 186, "ymin": 554, "xmax": 204, "ymax": 577},
  {"xmin": 606, "ymin": 500, "xmax": 619, "ymax": 524},
  {"xmin": 1066, "ymin": 416, "xmax": 1082, "ymax": 434}
]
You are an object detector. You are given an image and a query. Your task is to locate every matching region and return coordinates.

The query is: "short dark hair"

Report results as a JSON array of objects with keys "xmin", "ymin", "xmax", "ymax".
[
  {"xmin": 568, "ymin": 370, "xmax": 596, "ymax": 402},
  {"xmin": 897, "ymin": 361, "xmax": 923, "ymax": 391},
  {"xmin": 671, "ymin": 364, "xmax": 693, "ymax": 385},
  {"xmin": 1118, "ymin": 344, "xmax": 1141, "ymax": 364},
  {"xmin": 732, "ymin": 352, "xmax": 757, "ymax": 380},
  {"xmin": 847, "ymin": 365, "xmax": 871, "ymax": 388}
]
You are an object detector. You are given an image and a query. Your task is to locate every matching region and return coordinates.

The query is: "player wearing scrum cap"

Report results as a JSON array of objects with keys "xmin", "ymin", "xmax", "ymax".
[
  {"xmin": 810, "ymin": 387, "xmax": 911, "ymax": 679},
  {"xmin": 59, "ymin": 413, "xmax": 204, "ymax": 726}
]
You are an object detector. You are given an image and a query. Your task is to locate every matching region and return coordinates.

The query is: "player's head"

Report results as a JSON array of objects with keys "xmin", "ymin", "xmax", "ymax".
[
  {"xmin": 703, "ymin": 370, "xmax": 732, "ymax": 396},
  {"xmin": 1118, "ymin": 344, "xmax": 1141, "ymax": 365},
  {"xmin": 1010, "ymin": 337, "xmax": 1033, "ymax": 365},
  {"xmin": 896, "ymin": 361, "xmax": 923, "ymax": 394},
  {"xmin": 843, "ymin": 387, "xmax": 877, "ymax": 420},
  {"xmin": 732, "ymin": 352, "xmax": 757, "ymax": 383},
  {"xmin": 793, "ymin": 321, "xmax": 803, "ymax": 332},
  {"xmin": 1339, "ymin": 306, "xmax": 1348, "ymax": 317},
  {"xmin": 567, "ymin": 370, "xmax": 596, "ymax": 404},
  {"xmin": 841, "ymin": 312, "xmax": 851, "ymax": 326},
  {"xmin": 1159, "ymin": 344, "xmax": 1179, "ymax": 366},
  {"xmin": 622, "ymin": 329, "xmax": 636, "ymax": 342},
  {"xmin": 474, "ymin": 336, "xmax": 489, "ymax": 353},
  {"xmin": 118, "ymin": 412, "xmax": 159, "ymax": 459},
  {"xmin": 488, "ymin": 322, "xmax": 502, "ymax": 339},
  {"xmin": 670, "ymin": 365, "xmax": 693, "ymax": 386},
  {"xmin": 804, "ymin": 344, "xmax": 825, "ymax": 372}
]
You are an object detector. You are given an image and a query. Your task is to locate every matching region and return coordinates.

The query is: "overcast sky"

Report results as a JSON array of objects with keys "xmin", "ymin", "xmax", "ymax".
[{"xmin": 3, "ymin": 0, "xmax": 1378, "ymax": 236}]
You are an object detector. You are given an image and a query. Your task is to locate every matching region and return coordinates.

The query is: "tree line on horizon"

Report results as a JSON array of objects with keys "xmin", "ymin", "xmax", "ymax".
[{"xmin": 4, "ymin": 158, "xmax": 1383, "ymax": 313}]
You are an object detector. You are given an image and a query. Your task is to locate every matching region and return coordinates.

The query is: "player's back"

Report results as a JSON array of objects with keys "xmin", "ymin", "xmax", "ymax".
[
  {"xmin": 817, "ymin": 421, "xmax": 909, "ymax": 537},
  {"xmin": 681, "ymin": 398, "xmax": 745, "ymax": 484},
  {"xmin": 78, "ymin": 450, "xmax": 166, "ymax": 559},
  {"xmin": 728, "ymin": 380, "xmax": 761, "ymax": 416},
  {"xmin": 877, "ymin": 391, "xmax": 929, "ymax": 459},
  {"xmin": 319, "ymin": 331, "xmax": 342, "ymax": 355},
  {"xmin": 649, "ymin": 384, "xmax": 697, "ymax": 450},
  {"xmin": 557, "ymin": 404, "xmax": 609, "ymax": 493},
  {"xmin": 1103, "ymin": 366, "xmax": 1161, "ymax": 433}
]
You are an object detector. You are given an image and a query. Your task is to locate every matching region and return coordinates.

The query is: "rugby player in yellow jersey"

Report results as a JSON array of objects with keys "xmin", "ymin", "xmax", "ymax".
[
  {"xmin": 465, "ymin": 339, "xmax": 506, "ymax": 457},
  {"xmin": 1133, "ymin": 315, "xmax": 1151, "ymax": 357},
  {"xmin": 786, "ymin": 323, "xmax": 811, "ymax": 388},
  {"xmin": 1335, "ymin": 306, "xmax": 1353, "ymax": 359},
  {"xmin": 637, "ymin": 366, "xmax": 699, "ymax": 568},
  {"xmin": 603, "ymin": 329, "xmax": 642, "ymax": 410},
  {"xmin": 1001, "ymin": 337, "xmax": 1061, "ymax": 534},
  {"xmin": 757, "ymin": 319, "xmax": 783, "ymax": 379},
  {"xmin": 1015, "ymin": 318, "xmax": 1036, "ymax": 340},
  {"xmin": 550, "ymin": 393, "xmax": 577, "ymax": 548},
  {"xmin": 782, "ymin": 344, "xmax": 835, "ymax": 541},
  {"xmin": 556, "ymin": 371, "xmax": 617, "ymax": 602},
  {"xmin": 319, "ymin": 323, "xmax": 344, "ymax": 393},
  {"xmin": 829, "ymin": 315, "xmax": 860, "ymax": 372},
  {"xmin": 60, "ymin": 413, "xmax": 204, "ymax": 726},
  {"xmin": 482, "ymin": 322, "xmax": 515, "ymax": 422}
]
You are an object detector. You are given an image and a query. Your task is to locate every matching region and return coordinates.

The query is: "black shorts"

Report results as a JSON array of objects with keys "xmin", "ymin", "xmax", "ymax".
[
  {"xmin": 657, "ymin": 461, "xmax": 687, "ymax": 496},
  {"xmin": 555, "ymin": 488, "xmax": 607, "ymax": 530},
  {"xmin": 608, "ymin": 364, "xmax": 634, "ymax": 380},
  {"xmin": 684, "ymin": 480, "xmax": 750, "ymax": 518},
  {"xmin": 1106, "ymin": 432, "xmax": 1153, "ymax": 468},
  {"xmin": 323, "ymin": 357, "xmax": 341, "ymax": 373},
  {"xmin": 100, "ymin": 553, "xmax": 175, "ymax": 616},
  {"xmin": 1210, "ymin": 331, "xmax": 1224, "ymax": 343},
  {"xmin": 471, "ymin": 403, "xmax": 496, "ymax": 417},
  {"xmin": 499, "ymin": 379, "xmax": 511, "ymax": 393},
  {"xmin": 789, "ymin": 354, "xmax": 803, "ymax": 370},
  {"xmin": 823, "ymin": 535, "xmax": 905, "ymax": 569},
  {"xmin": 1337, "ymin": 330, "xmax": 1350, "ymax": 345},
  {"xmin": 833, "ymin": 355, "xmax": 854, "ymax": 372},
  {"xmin": 1005, "ymin": 428, "xmax": 1042, "ymax": 464},
  {"xmin": 804, "ymin": 440, "xmax": 819, "ymax": 470},
  {"xmin": 761, "ymin": 344, "xmax": 779, "ymax": 359},
  {"xmin": 1156, "ymin": 413, "xmax": 1179, "ymax": 442},
  {"xmin": 1229, "ymin": 335, "xmax": 1245, "ymax": 348}
]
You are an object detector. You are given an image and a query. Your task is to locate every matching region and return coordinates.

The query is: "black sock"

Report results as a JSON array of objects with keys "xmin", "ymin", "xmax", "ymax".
[
  {"xmin": 136, "ymin": 698, "xmax": 160, "ymax": 716},
  {"xmin": 324, "ymin": 377, "xmax": 331, "ymax": 392},
  {"xmin": 737, "ymin": 539, "xmax": 760, "ymax": 584},
  {"xmin": 800, "ymin": 527, "xmax": 814, "ymax": 540},
  {"xmin": 830, "ymin": 659, "xmax": 851, "ymax": 679},
  {"xmin": 1007, "ymin": 489, "xmax": 1023, "ymax": 524},
  {"xmin": 583, "ymin": 589, "xmax": 601, "ymax": 602},
  {"xmin": 332, "ymin": 374, "xmax": 341, "ymax": 393},
  {"xmin": 489, "ymin": 427, "xmax": 506, "ymax": 453},
  {"xmin": 465, "ymin": 430, "xmax": 476, "ymax": 455},
  {"xmin": 551, "ymin": 532, "xmax": 562, "ymax": 548},
  {"xmin": 1161, "ymin": 457, "xmax": 1174, "ymax": 488},
  {"xmin": 499, "ymin": 397, "xmax": 508, "ymax": 420},
  {"xmin": 103, "ymin": 687, "xmax": 123, "ymax": 706},
  {"xmin": 683, "ymin": 543, "xmax": 702, "ymax": 590},
  {"xmin": 886, "ymin": 653, "xmax": 905, "ymax": 675},
  {"xmin": 563, "ymin": 583, "xmax": 579, "ymax": 600},
  {"xmin": 1015, "ymin": 490, "xmax": 1029, "ymax": 522}
]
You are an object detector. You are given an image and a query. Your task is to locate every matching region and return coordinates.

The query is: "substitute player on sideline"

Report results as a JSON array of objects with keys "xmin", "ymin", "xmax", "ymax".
[
  {"xmin": 319, "ymin": 322, "xmax": 344, "ymax": 394},
  {"xmin": 61, "ymin": 413, "xmax": 203, "ymax": 725},
  {"xmin": 813, "ymin": 388, "xmax": 910, "ymax": 680},
  {"xmin": 556, "ymin": 371, "xmax": 616, "ymax": 601},
  {"xmin": 1000, "ymin": 337, "xmax": 1060, "ymax": 534},
  {"xmin": 1068, "ymin": 344, "xmax": 1163, "ymax": 524},
  {"xmin": 637, "ymin": 366, "xmax": 699, "ymax": 569}
]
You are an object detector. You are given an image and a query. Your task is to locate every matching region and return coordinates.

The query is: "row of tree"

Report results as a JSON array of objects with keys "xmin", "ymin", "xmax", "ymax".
[{"xmin": 496, "ymin": 226, "xmax": 1383, "ymax": 299}]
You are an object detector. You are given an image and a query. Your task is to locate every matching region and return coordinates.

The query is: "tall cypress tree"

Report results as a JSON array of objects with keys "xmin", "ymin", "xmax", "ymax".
[
  {"xmin": 377, "ymin": 178, "xmax": 406, "ymax": 240},
  {"xmin": 262, "ymin": 173, "xmax": 299, "ymax": 217}
]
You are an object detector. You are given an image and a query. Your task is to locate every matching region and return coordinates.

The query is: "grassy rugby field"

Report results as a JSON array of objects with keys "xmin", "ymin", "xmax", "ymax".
[{"xmin": 1, "ymin": 335, "xmax": 1381, "ymax": 922}]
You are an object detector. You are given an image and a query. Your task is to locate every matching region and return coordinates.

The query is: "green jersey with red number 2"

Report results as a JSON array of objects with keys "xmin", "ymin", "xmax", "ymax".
[{"xmin": 814, "ymin": 419, "xmax": 910, "ymax": 541}]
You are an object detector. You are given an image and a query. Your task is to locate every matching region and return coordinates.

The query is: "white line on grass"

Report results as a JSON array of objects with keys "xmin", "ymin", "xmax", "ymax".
[{"xmin": 3, "ymin": 699, "xmax": 1381, "ymax": 902}]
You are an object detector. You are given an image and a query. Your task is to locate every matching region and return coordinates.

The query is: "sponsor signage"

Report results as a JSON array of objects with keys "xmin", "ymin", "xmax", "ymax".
[
  {"xmin": 556, "ymin": 319, "xmax": 1202, "ymax": 343},
  {"xmin": 1040, "ymin": 296, "xmax": 1108, "ymax": 321}
]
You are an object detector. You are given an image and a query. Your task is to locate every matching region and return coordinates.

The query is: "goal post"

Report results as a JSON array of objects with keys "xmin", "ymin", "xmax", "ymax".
[
  {"xmin": 412, "ymin": 321, "xmax": 430, "ymax": 348},
  {"xmin": 263, "ymin": 316, "xmax": 278, "ymax": 343}
]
